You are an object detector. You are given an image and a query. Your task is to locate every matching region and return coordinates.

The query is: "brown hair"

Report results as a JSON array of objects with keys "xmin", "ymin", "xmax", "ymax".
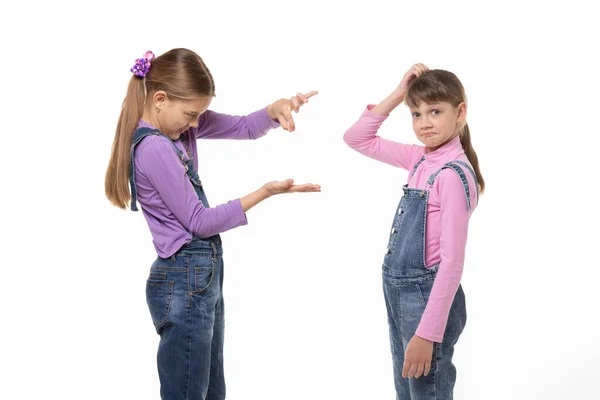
[
  {"xmin": 405, "ymin": 69, "xmax": 485, "ymax": 194},
  {"xmin": 105, "ymin": 48, "xmax": 215, "ymax": 209}
]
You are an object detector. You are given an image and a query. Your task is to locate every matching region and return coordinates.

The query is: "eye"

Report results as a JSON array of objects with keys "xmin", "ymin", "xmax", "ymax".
[
  {"xmin": 411, "ymin": 112, "xmax": 420, "ymax": 118},
  {"xmin": 185, "ymin": 113, "xmax": 197, "ymax": 119},
  {"xmin": 431, "ymin": 109, "xmax": 440, "ymax": 115}
]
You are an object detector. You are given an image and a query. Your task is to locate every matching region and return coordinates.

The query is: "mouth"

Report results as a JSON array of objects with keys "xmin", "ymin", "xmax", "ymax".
[{"xmin": 421, "ymin": 132, "xmax": 436, "ymax": 138}]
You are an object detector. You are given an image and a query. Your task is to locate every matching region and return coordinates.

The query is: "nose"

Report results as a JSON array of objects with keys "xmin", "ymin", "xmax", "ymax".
[
  {"xmin": 189, "ymin": 117, "xmax": 199, "ymax": 128},
  {"xmin": 420, "ymin": 114, "xmax": 432, "ymax": 130}
]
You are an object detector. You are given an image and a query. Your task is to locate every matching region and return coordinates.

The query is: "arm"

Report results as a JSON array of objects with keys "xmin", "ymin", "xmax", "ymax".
[
  {"xmin": 343, "ymin": 105, "xmax": 422, "ymax": 170},
  {"xmin": 344, "ymin": 63, "xmax": 432, "ymax": 171},
  {"xmin": 415, "ymin": 170, "xmax": 472, "ymax": 343},
  {"xmin": 138, "ymin": 137, "xmax": 249, "ymax": 237},
  {"xmin": 192, "ymin": 91, "xmax": 318, "ymax": 139},
  {"xmin": 138, "ymin": 137, "xmax": 320, "ymax": 237},
  {"xmin": 192, "ymin": 107, "xmax": 280, "ymax": 140}
]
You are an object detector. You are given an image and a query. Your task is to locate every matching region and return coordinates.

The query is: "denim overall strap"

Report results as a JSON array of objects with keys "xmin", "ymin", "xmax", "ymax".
[
  {"xmin": 453, "ymin": 160, "xmax": 479, "ymax": 203},
  {"xmin": 129, "ymin": 127, "xmax": 187, "ymax": 212},
  {"xmin": 426, "ymin": 161, "xmax": 478, "ymax": 211},
  {"xmin": 183, "ymin": 156, "xmax": 211, "ymax": 209},
  {"xmin": 408, "ymin": 155, "xmax": 426, "ymax": 181}
]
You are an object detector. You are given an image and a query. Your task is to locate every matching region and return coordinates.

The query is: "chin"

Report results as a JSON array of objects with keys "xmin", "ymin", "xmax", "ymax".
[{"xmin": 420, "ymin": 138, "xmax": 438, "ymax": 146}]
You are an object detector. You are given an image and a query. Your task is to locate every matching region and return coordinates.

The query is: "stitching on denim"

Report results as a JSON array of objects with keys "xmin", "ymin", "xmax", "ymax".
[
  {"xmin": 415, "ymin": 283, "xmax": 428, "ymax": 309},
  {"xmin": 191, "ymin": 265, "xmax": 215, "ymax": 295},
  {"xmin": 151, "ymin": 266, "xmax": 187, "ymax": 272},
  {"xmin": 149, "ymin": 272, "xmax": 167, "ymax": 281},
  {"xmin": 149, "ymin": 281, "xmax": 174, "ymax": 330},
  {"xmin": 421, "ymin": 191, "xmax": 429, "ymax": 267}
]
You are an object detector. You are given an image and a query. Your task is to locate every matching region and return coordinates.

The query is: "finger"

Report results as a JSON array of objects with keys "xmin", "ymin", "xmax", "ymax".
[
  {"xmin": 402, "ymin": 361, "xmax": 410, "ymax": 378},
  {"xmin": 283, "ymin": 111, "xmax": 295, "ymax": 131},
  {"xmin": 291, "ymin": 96, "xmax": 301, "ymax": 113},
  {"xmin": 424, "ymin": 360, "xmax": 431, "ymax": 376},
  {"xmin": 415, "ymin": 64, "xmax": 425, "ymax": 76},
  {"xmin": 277, "ymin": 115, "xmax": 290, "ymax": 131},
  {"xmin": 407, "ymin": 362, "xmax": 418, "ymax": 379},
  {"xmin": 414, "ymin": 363, "xmax": 425, "ymax": 379},
  {"xmin": 303, "ymin": 90, "xmax": 318, "ymax": 99},
  {"xmin": 296, "ymin": 92, "xmax": 309, "ymax": 104},
  {"xmin": 290, "ymin": 183, "xmax": 320, "ymax": 192}
]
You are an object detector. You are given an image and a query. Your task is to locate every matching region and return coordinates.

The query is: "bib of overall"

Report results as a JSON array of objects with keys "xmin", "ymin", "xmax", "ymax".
[
  {"xmin": 130, "ymin": 127, "xmax": 226, "ymax": 400},
  {"xmin": 382, "ymin": 157, "xmax": 478, "ymax": 400}
]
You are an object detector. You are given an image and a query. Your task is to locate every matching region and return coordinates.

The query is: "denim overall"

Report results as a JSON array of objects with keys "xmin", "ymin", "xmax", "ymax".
[
  {"xmin": 130, "ymin": 128, "xmax": 226, "ymax": 400},
  {"xmin": 382, "ymin": 157, "xmax": 478, "ymax": 400}
]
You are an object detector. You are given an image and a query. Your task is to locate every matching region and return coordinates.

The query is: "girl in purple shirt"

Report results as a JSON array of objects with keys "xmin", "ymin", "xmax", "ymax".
[{"xmin": 105, "ymin": 48, "xmax": 320, "ymax": 400}]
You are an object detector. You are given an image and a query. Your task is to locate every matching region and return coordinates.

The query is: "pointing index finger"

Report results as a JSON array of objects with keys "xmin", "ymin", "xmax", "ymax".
[{"xmin": 303, "ymin": 90, "xmax": 319, "ymax": 99}]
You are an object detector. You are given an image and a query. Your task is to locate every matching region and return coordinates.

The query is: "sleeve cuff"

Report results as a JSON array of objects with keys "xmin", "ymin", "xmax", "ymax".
[
  {"xmin": 232, "ymin": 199, "xmax": 248, "ymax": 226},
  {"xmin": 261, "ymin": 106, "xmax": 280, "ymax": 129},
  {"xmin": 415, "ymin": 328, "xmax": 443, "ymax": 344}
]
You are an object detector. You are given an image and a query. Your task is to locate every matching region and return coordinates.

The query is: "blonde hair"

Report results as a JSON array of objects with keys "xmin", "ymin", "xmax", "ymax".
[{"xmin": 105, "ymin": 48, "xmax": 215, "ymax": 209}]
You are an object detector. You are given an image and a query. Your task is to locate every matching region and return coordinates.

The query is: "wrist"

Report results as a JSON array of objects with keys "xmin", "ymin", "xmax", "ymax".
[
  {"xmin": 259, "ymin": 185, "xmax": 273, "ymax": 199},
  {"xmin": 390, "ymin": 89, "xmax": 406, "ymax": 104},
  {"xmin": 266, "ymin": 103, "xmax": 277, "ymax": 120},
  {"xmin": 415, "ymin": 334, "xmax": 433, "ymax": 343}
]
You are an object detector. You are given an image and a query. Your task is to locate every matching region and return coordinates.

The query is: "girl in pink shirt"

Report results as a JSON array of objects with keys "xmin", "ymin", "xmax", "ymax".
[{"xmin": 343, "ymin": 64, "xmax": 484, "ymax": 399}]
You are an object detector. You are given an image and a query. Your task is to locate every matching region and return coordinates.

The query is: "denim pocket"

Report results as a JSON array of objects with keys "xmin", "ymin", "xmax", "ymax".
[
  {"xmin": 191, "ymin": 265, "xmax": 215, "ymax": 295},
  {"xmin": 415, "ymin": 281, "xmax": 433, "ymax": 309},
  {"xmin": 146, "ymin": 279, "xmax": 174, "ymax": 331}
]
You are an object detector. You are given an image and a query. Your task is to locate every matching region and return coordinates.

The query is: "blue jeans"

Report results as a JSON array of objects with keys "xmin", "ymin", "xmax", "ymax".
[{"xmin": 146, "ymin": 238, "xmax": 225, "ymax": 400}]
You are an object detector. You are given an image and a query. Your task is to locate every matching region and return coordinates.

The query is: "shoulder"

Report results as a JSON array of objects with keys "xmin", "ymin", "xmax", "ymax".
[
  {"xmin": 135, "ymin": 135, "xmax": 181, "ymax": 172},
  {"xmin": 136, "ymin": 134, "xmax": 175, "ymax": 156},
  {"xmin": 434, "ymin": 161, "xmax": 478, "ymax": 210}
]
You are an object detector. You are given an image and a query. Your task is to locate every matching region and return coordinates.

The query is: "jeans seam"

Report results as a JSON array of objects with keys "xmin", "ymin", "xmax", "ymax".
[{"xmin": 148, "ymin": 280, "xmax": 174, "ymax": 330}]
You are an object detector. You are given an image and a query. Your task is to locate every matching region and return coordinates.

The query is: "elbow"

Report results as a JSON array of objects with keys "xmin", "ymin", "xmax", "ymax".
[
  {"xmin": 188, "ymin": 208, "xmax": 217, "ymax": 238},
  {"xmin": 343, "ymin": 127, "xmax": 357, "ymax": 148},
  {"xmin": 245, "ymin": 119, "xmax": 259, "ymax": 140}
]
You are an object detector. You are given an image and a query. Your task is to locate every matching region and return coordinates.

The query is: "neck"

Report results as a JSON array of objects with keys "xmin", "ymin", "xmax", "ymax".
[
  {"xmin": 141, "ymin": 104, "xmax": 162, "ymax": 133},
  {"xmin": 140, "ymin": 106, "xmax": 179, "ymax": 140}
]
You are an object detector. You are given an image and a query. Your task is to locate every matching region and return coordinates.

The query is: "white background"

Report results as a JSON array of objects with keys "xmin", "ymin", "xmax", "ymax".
[{"xmin": 1, "ymin": 0, "xmax": 599, "ymax": 399}]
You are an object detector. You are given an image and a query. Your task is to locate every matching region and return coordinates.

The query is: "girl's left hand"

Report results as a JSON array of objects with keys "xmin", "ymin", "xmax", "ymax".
[
  {"xmin": 267, "ymin": 91, "xmax": 318, "ymax": 132},
  {"xmin": 263, "ymin": 179, "xmax": 321, "ymax": 195},
  {"xmin": 402, "ymin": 335, "xmax": 434, "ymax": 379}
]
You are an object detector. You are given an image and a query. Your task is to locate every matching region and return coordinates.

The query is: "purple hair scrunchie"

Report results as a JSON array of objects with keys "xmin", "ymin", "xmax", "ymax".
[{"xmin": 130, "ymin": 51, "xmax": 155, "ymax": 77}]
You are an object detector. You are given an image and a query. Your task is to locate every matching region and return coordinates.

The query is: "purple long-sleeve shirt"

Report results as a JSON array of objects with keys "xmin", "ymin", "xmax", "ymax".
[{"xmin": 134, "ymin": 107, "xmax": 280, "ymax": 258}]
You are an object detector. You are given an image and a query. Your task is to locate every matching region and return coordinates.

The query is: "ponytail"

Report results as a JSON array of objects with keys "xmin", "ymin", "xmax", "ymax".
[
  {"xmin": 105, "ymin": 76, "xmax": 146, "ymax": 209},
  {"xmin": 460, "ymin": 123, "xmax": 485, "ymax": 194}
]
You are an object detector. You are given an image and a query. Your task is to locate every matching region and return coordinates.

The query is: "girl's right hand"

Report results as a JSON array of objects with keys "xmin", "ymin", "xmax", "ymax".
[
  {"xmin": 395, "ymin": 63, "xmax": 429, "ymax": 95},
  {"xmin": 240, "ymin": 179, "xmax": 320, "ymax": 212},
  {"xmin": 369, "ymin": 63, "xmax": 429, "ymax": 116},
  {"xmin": 263, "ymin": 179, "xmax": 321, "ymax": 196}
]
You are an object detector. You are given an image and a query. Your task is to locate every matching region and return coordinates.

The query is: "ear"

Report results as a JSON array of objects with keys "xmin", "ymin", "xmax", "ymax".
[
  {"xmin": 152, "ymin": 91, "xmax": 168, "ymax": 111},
  {"xmin": 456, "ymin": 102, "xmax": 467, "ymax": 125}
]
